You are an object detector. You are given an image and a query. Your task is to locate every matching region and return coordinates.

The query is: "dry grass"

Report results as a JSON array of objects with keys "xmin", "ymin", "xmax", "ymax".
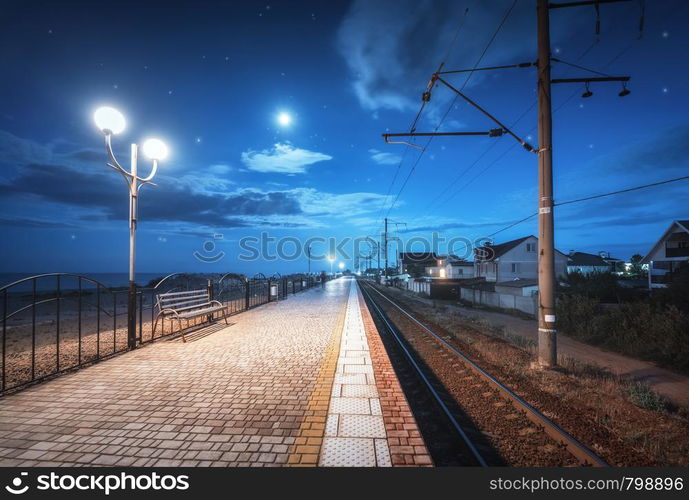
[{"xmin": 384, "ymin": 285, "xmax": 689, "ymax": 466}]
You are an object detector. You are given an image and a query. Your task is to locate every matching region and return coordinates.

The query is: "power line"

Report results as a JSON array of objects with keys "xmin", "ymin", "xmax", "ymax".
[
  {"xmin": 457, "ymin": 174, "xmax": 689, "ymax": 248},
  {"xmin": 383, "ymin": 0, "xmax": 518, "ymax": 219},
  {"xmin": 374, "ymin": 4, "xmax": 472, "ymax": 231},
  {"xmin": 424, "ymin": 23, "xmax": 639, "ymax": 216},
  {"xmin": 421, "ymin": 19, "xmax": 606, "ymax": 217},
  {"xmin": 556, "ymin": 175, "xmax": 689, "ymax": 207}
]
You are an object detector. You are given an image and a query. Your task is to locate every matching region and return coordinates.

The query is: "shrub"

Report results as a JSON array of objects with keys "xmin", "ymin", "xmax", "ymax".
[
  {"xmin": 557, "ymin": 296, "xmax": 689, "ymax": 374},
  {"xmin": 626, "ymin": 381, "xmax": 671, "ymax": 412}
]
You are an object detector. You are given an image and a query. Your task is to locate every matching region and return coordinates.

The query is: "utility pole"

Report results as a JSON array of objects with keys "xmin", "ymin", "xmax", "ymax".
[
  {"xmin": 307, "ymin": 244, "xmax": 311, "ymax": 275},
  {"xmin": 377, "ymin": 236, "xmax": 381, "ymax": 276},
  {"xmin": 381, "ymin": 0, "xmax": 632, "ymax": 368},
  {"xmin": 536, "ymin": 0, "xmax": 557, "ymax": 367},
  {"xmin": 384, "ymin": 217, "xmax": 389, "ymax": 283},
  {"xmin": 534, "ymin": 0, "xmax": 632, "ymax": 367}
]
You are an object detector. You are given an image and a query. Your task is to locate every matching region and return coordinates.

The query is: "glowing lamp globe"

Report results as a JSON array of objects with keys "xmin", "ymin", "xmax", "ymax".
[
  {"xmin": 328, "ymin": 255, "xmax": 335, "ymax": 262},
  {"xmin": 142, "ymin": 138, "xmax": 168, "ymax": 161},
  {"xmin": 338, "ymin": 262, "xmax": 345, "ymax": 269},
  {"xmin": 94, "ymin": 106, "xmax": 126, "ymax": 135}
]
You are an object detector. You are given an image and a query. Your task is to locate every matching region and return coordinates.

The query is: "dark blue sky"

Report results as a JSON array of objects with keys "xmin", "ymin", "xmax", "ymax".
[{"xmin": 1, "ymin": 0, "xmax": 688, "ymax": 276}]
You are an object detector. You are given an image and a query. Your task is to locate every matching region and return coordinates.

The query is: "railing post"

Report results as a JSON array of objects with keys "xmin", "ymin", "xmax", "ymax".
[
  {"xmin": 207, "ymin": 279, "xmax": 214, "ymax": 323},
  {"xmin": 245, "ymin": 278, "xmax": 250, "ymax": 310}
]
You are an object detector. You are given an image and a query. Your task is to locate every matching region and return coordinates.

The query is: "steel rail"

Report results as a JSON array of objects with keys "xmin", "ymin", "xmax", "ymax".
[
  {"xmin": 361, "ymin": 280, "xmax": 608, "ymax": 467},
  {"xmin": 358, "ymin": 281, "xmax": 488, "ymax": 467}
]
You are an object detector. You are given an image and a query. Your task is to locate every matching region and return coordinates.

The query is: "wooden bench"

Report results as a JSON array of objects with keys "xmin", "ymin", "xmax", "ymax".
[{"xmin": 152, "ymin": 289, "xmax": 227, "ymax": 342}]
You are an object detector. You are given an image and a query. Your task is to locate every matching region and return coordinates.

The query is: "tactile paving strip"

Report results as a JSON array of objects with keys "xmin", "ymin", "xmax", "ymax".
[
  {"xmin": 319, "ymin": 437, "xmax": 376, "ymax": 467},
  {"xmin": 318, "ymin": 279, "xmax": 391, "ymax": 467}
]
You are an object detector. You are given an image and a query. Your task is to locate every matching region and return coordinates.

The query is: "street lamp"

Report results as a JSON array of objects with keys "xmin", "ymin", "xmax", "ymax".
[
  {"xmin": 328, "ymin": 254, "xmax": 335, "ymax": 276},
  {"xmin": 338, "ymin": 262, "xmax": 345, "ymax": 272},
  {"xmin": 94, "ymin": 105, "xmax": 168, "ymax": 349}
]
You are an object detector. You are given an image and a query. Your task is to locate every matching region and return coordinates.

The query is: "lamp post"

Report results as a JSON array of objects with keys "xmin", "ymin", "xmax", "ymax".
[
  {"xmin": 94, "ymin": 106, "xmax": 168, "ymax": 350},
  {"xmin": 338, "ymin": 262, "xmax": 345, "ymax": 274},
  {"xmin": 328, "ymin": 255, "xmax": 335, "ymax": 276}
]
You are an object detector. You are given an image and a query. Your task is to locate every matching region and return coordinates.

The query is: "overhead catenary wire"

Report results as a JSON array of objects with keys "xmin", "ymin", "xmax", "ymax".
[
  {"xmin": 421, "ymin": 17, "xmax": 605, "ymax": 217},
  {"xmin": 423, "ymin": 15, "xmax": 641, "ymax": 218},
  {"xmin": 459, "ymin": 174, "xmax": 689, "ymax": 248},
  {"xmin": 374, "ymin": 5, "xmax": 472, "ymax": 233},
  {"xmin": 383, "ymin": 0, "xmax": 519, "ymax": 219}
]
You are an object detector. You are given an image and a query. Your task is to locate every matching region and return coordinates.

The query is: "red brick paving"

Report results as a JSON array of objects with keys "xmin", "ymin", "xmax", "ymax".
[{"xmin": 356, "ymin": 284, "xmax": 433, "ymax": 466}]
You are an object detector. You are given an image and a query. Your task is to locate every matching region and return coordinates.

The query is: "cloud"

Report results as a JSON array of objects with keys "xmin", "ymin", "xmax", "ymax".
[
  {"xmin": 295, "ymin": 189, "xmax": 389, "ymax": 218},
  {"xmin": 337, "ymin": 1, "xmax": 578, "ymax": 115},
  {"xmin": 0, "ymin": 130, "xmax": 388, "ymax": 232},
  {"xmin": 0, "ymin": 216, "xmax": 76, "ymax": 229},
  {"xmin": 241, "ymin": 142, "xmax": 332, "ymax": 174},
  {"xmin": 0, "ymin": 161, "xmax": 388, "ymax": 232},
  {"xmin": 369, "ymin": 149, "xmax": 401, "ymax": 165},
  {"xmin": 592, "ymin": 124, "xmax": 689, "ymax": 175},
  {"xmin": 0, "ymin": 130, "xmax": 53, "ymax": 169},
  {"xmin": 208, "ymin": 163, "xmax": 231, "ymax": 175}
]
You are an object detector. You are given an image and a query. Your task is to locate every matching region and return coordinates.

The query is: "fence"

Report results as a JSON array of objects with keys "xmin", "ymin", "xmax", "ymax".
[
  {"xmin": 394, "ymin": 279, "xmax": 431, "ymax": 295},
  {"xmin": 0, "ymin": 272, "xmax": 320, "ymax": 394},
  {"xmin": 393, "ymin": 278, "xmax": 537, "ymax": 317},
  {"xmin": 459, "ymin": 287, "xmax": 537, "ymax": 317}
]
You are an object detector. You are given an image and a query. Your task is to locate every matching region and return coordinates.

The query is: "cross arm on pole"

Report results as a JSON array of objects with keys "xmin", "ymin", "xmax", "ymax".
[
  {"xmin": 548, "ymin": 0, "xmax": 631, "ymax": 9},
  {"xmin": 551, "ymin": 76, "xmax": 630, "ymax": 84},
  {"xmin": 432, "ymin": 75, "xmax": 537, "ymax": 153}
]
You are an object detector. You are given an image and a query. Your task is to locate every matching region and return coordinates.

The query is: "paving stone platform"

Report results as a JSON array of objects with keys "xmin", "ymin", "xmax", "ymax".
[{"xmin": 0, "ymin": 278, "xmax": 429, "ymax": 467}]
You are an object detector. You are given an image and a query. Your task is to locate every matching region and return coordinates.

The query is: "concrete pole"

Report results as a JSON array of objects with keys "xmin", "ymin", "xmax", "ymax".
[{"xmin": 536, "ymin": 0, "xmax": 557, "ymax": 367}]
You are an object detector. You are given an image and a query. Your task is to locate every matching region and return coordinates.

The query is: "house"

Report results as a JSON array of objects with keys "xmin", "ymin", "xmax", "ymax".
[
  {"xmin": 599, "ymin": 251, "xmax": 625, "ymax": 274},
  {"xmin": 425, "ymin": 255, "xmax": 474, "ymax": 279},
  {"xmin": 447, "ymin": 260, "xmax": 475, "ymax": 279},
  {"xmin": 474, "ymin": 235, "xmax": 568, "ymax": 282},
  {"xmin": 399, "ymin": 252, "xmax": 437, "ymax": 276},
  {"xmin": 567, "ymin": 251, "xmax": 611, "ymax": 275},
  {"xmin": 641, "ymin": 220, "xmax": 689, "ymax": 288}
]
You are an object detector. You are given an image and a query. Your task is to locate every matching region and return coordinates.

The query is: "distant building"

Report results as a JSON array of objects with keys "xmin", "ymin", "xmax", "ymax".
[
  {"xmin": 641, "ymin": 220, "xmax": 689, "ymax": 288},
  {"xmin": 474, "ymin": 235, "xmax": 568, "ymax": 282},
  {"xmin": 399, "ymin": 252, "xmax": 437, "ymax": 276},
  {"xmin": 425, "ymin": 255, "xmax": 474, "ymax": 279},
  {"xmin": 567, "ymin": 251, "xmax": 612, "ymax": 275},
  {"xmin": 598, "ymin": 251, "xmax": 625, "ymax": 273}
]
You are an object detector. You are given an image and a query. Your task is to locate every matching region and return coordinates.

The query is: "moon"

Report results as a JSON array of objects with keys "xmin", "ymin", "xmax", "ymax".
[{"xmin": 277, "ymin": 112, "xmax": 292, "ymax": 127}]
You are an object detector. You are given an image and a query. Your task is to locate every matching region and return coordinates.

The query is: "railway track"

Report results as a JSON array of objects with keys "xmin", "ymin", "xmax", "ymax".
[{"xmin": 358, "ymin": 279, "xmax": 608, "ymax": 467}]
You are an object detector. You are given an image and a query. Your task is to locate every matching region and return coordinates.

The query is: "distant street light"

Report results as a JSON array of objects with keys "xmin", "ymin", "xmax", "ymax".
[
  {"xmin": 94, "ymin": 106, "xmax": 168, "ymax": 349},
  {"xmin": 338, "ymin": 262, "xmax": 345, "ymax": 271},
  {"xmin": 328, "ymin": 254, "xmax": 335, "ymax": 275}
]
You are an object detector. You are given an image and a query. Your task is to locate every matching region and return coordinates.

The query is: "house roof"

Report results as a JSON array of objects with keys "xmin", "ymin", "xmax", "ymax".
[
  {"xmin": 495, "ymin": 279, "xmax": 539, "ymax": 288},
  {"xmin": 449, "ymin": 261, "xmax": 473, "ymax": 267},
  {"xmin": 475, "ymin": 236, "xmax": 533, "ymax": 260},
  {"xmin": 641, "ymin": 220, "xmax": 689, "ymax": 264},
  {"xmin": 567, "ymin": 252, "xmax": 610, "ymax": 267},
  {"xmin": 475, "ymin": 235, "xmax": 568, "ymax": 261},
  {"xmin": 399, "ymin": 252, "xmax": 437, "ymax": 265}
]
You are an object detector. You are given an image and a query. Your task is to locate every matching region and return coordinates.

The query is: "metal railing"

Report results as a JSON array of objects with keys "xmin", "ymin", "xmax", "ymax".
[{"xmin": 0, "ymin": 271, "xmax": 322, "ymax": 395}]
